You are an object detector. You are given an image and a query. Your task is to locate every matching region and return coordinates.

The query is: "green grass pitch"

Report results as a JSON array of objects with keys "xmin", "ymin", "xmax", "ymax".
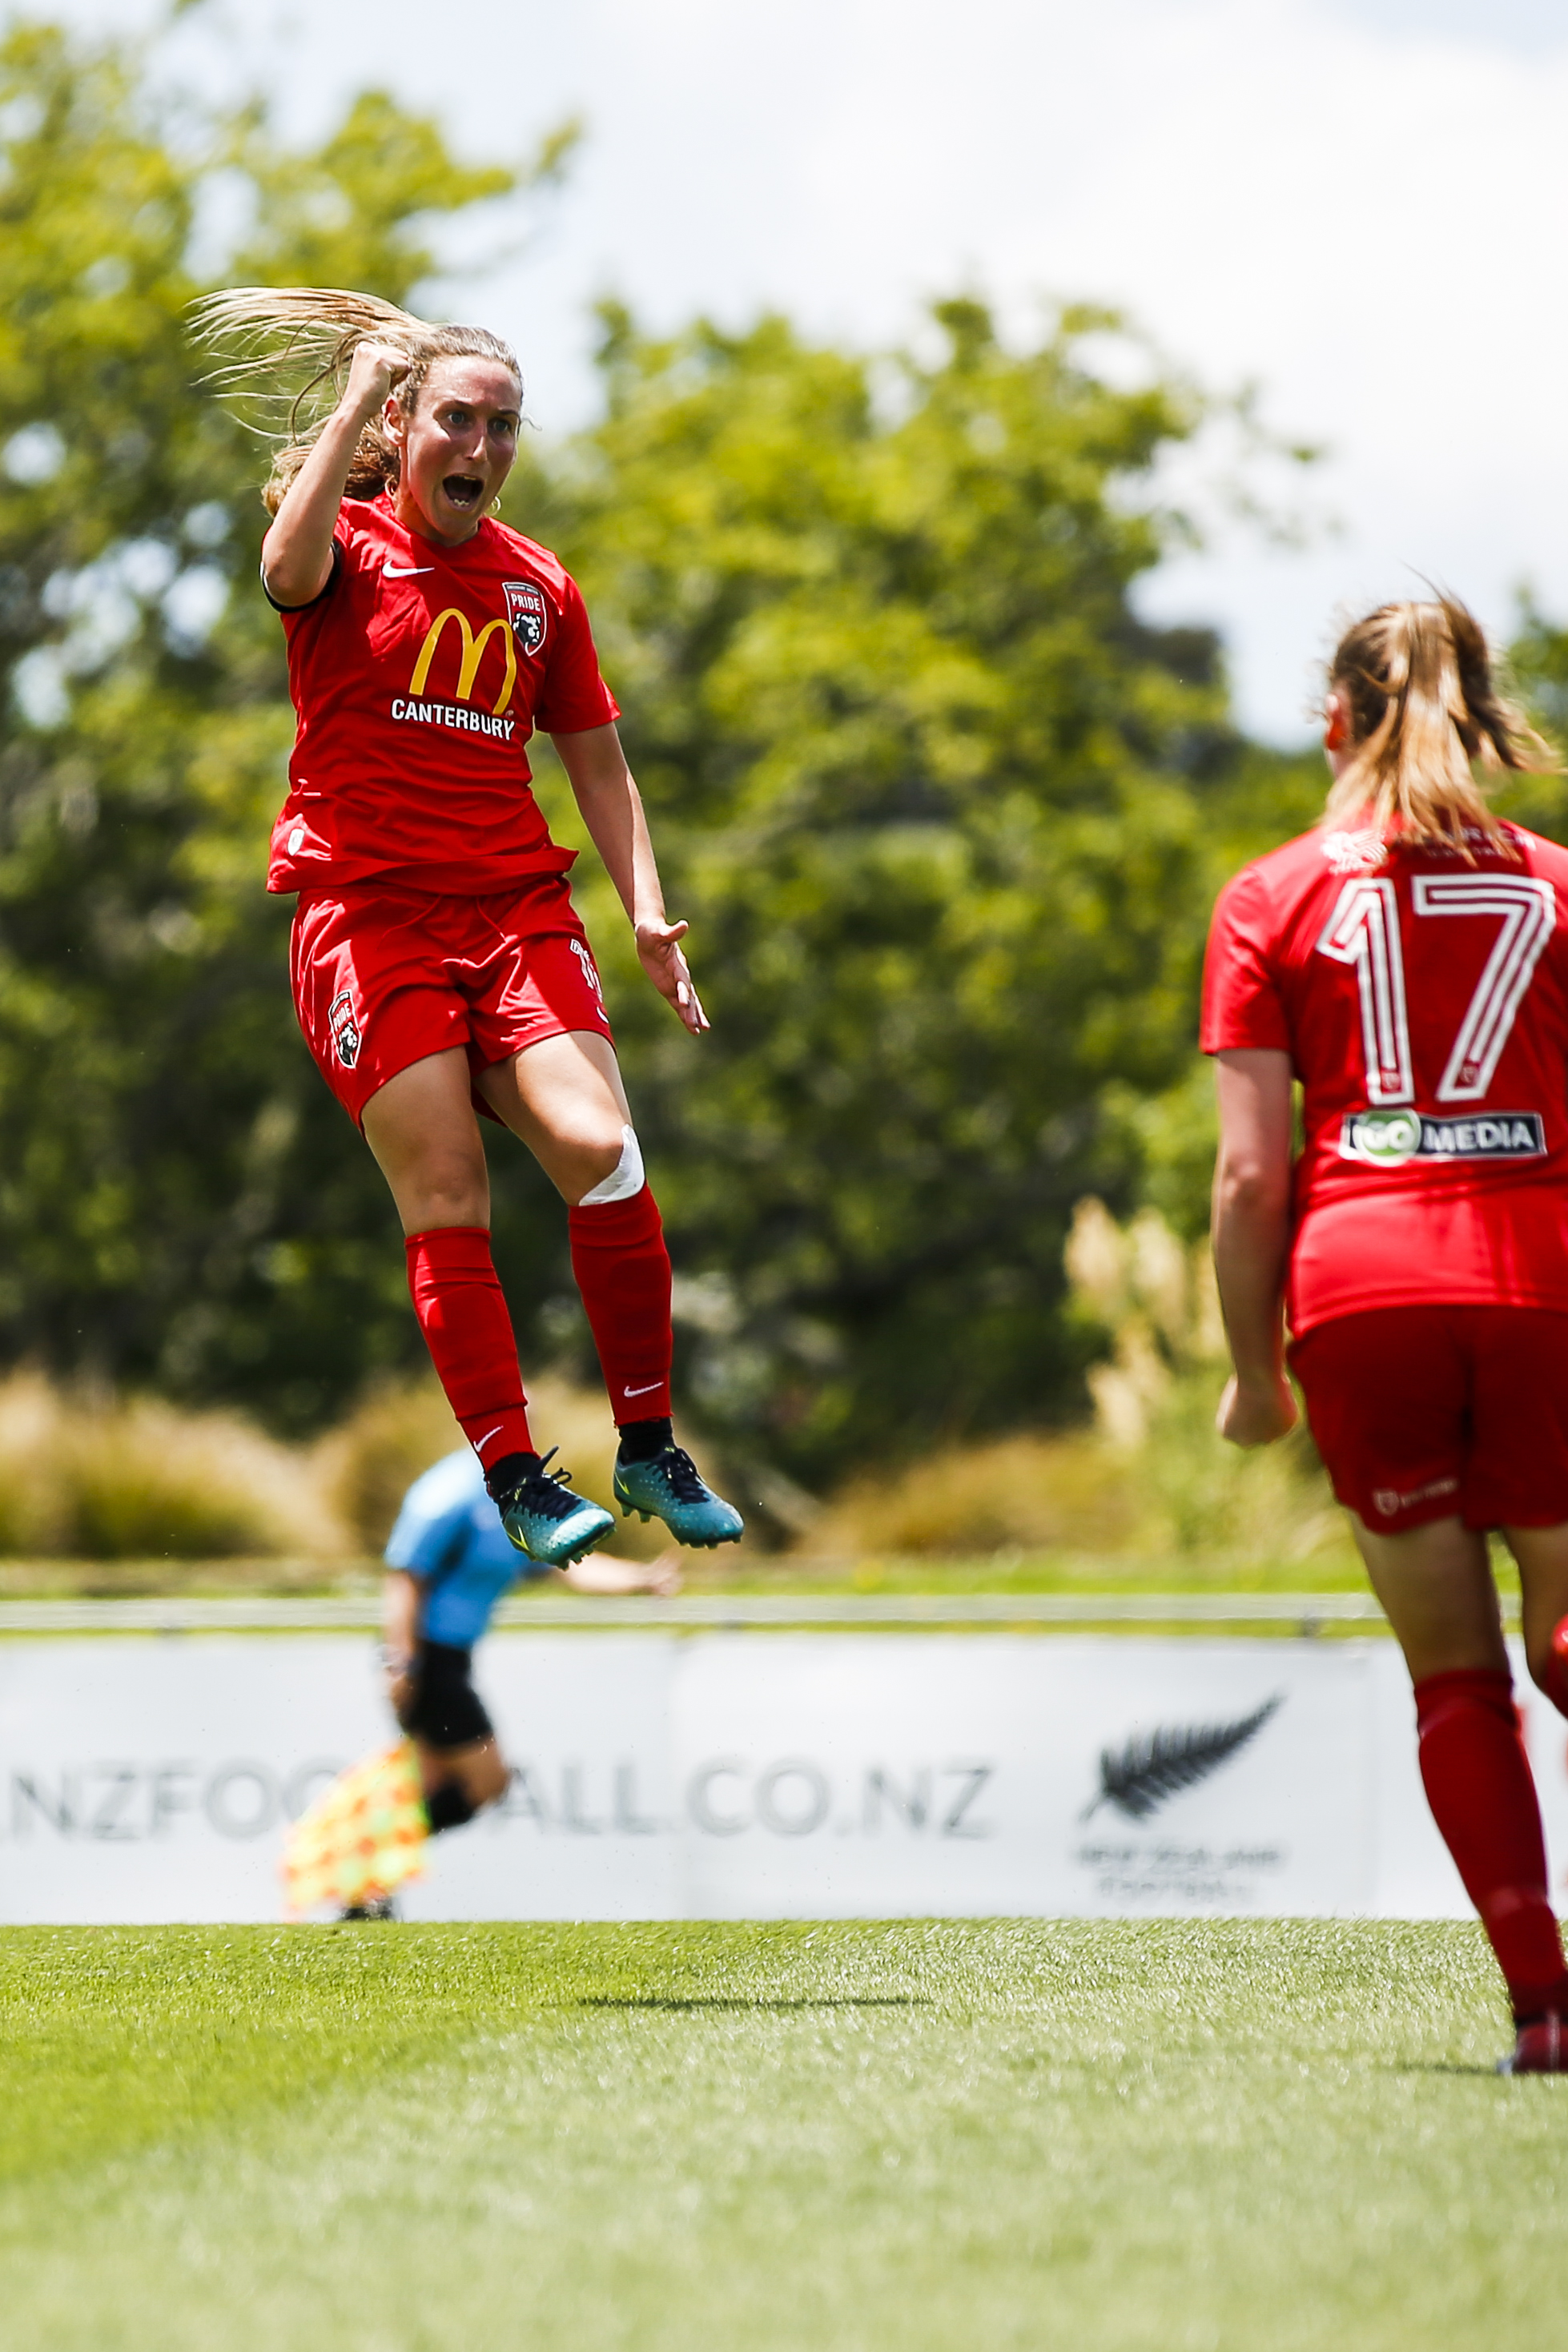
[{"xmin": 2, "ymin": 1920, "xmax": 1565, "ymax": 2351}]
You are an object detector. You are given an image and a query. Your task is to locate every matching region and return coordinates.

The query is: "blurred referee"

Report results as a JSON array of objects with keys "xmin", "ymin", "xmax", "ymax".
[{"xmin": 346, "ymin": 1449, "xmax": 677, "ymax": 1916}]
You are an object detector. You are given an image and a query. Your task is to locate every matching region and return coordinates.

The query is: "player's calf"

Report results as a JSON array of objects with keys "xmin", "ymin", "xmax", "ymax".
[{"xmin": 424, "ymin": 1779, "xmax": 481, "ymax": 1831}]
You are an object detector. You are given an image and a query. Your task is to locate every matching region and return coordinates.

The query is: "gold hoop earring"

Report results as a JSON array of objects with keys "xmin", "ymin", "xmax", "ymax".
[{"xmin": 491, "ymin": 497, "xmax": 502, "ymax": 515}]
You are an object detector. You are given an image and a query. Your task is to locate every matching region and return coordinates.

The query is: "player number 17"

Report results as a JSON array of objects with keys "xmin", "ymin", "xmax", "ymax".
[{"xmin": 1315, "ymin": 873, "xmax": 1555, "ymax": 1104}]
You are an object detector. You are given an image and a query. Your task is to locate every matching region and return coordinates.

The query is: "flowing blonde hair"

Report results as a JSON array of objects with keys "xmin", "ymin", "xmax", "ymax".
[
  {"xmin": 1323, "ymin": 597, "xmax": 1557, "ymax": 853},
  {"xmin": 189, "ymin": 286, "xmax": 522, "ymax": 515}
]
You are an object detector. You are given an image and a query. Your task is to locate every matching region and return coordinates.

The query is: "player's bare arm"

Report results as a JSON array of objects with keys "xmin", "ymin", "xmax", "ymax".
[
  {"xmin": 260, "ymin": 340, "xmax": 409, "ymax": 606},
  {"xmin": 1211, "ymin": 1047, "xmax": 1297, "ymax": 1449},
  {"xmin": 552, "ymin": 721, "xmax": 710, "ymax": 1035}
]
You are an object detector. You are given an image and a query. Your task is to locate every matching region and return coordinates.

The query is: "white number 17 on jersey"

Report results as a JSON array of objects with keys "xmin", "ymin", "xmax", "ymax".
[{"xmin": 1316, "ymin": 873, "xmax": 1555, "ymax": 1104}]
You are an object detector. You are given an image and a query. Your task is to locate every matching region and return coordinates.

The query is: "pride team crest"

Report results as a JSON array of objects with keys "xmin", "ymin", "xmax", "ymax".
[{"xmin": 504, "ymin": 579, "xmax": 549, "ymax": 655}]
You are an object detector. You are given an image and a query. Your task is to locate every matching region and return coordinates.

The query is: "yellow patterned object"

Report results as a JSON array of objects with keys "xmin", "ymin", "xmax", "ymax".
[{"xmin": 282, "ymin": 1741, "xmax": 429, "ymax": 1918}]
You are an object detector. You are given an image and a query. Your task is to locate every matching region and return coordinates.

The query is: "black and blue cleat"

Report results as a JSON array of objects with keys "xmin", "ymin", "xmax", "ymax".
[
  {"xmin": 487, "ymin": 1448, "xmax": 615, "ymax": 1569},
  {"xmin": 613, "ymin": 1443, "xmax": 744, "ymax": 1550}
]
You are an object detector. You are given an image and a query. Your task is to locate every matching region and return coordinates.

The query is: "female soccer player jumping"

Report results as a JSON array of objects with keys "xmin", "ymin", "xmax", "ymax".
[
  {"xmin": 199, "ymin": 287, "xmax": 742, "ymax": 1573},
  {"xmin": 1204, "ymin": 597, "xmax": 1568, "ymax": 2073}
]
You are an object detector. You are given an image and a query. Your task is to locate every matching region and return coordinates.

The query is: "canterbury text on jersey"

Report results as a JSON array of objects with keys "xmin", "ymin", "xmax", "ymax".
[
  {"xmin": 1200, "ymin": 819, "xmax": 1568, "ymax": 1333},
  {"xmin": 267, "ymin": 493, "xmax": 620, "ymax": 895}
]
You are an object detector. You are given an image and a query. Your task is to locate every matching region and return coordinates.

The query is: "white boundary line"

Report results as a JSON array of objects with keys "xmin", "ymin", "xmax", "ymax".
[{"xmin": 0, "ymin": 1590, "xmax": 1505, "ymax": 1634}]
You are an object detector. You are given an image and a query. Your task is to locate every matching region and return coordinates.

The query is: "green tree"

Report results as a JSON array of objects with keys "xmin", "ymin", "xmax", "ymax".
[
  {"xmin": 1497, "ymin": 604, "xmax": 1568, "ymax": 846},
  {"xmin": 513, "ymin": 302, "xmax": 1281, "ymax": 1482},
  {"xmin": 0, "ymin": 16, "xmax": 1317, "ymax": 1494},
  {"xmin": 0, "ymin": 18, "xmax": 567, "ymax": 1426}
]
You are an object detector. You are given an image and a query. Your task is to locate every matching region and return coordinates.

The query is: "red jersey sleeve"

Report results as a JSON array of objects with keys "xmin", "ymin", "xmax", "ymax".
[
  {"xmin": 1200, "ymin": 865, "xmax": 1292, "ymax": 1054},
  {"xmin": 533, "ymin": 573, "xmax": 619, "ymax": 735}
]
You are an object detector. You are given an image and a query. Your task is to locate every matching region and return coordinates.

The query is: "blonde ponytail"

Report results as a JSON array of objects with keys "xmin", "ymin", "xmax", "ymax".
[
  {"xmin": 1324, "ymin": 597, "xmax": 1557, "ymax": 853},
  {"xmin": 189, "ymin": 286, "xmax": 522, "ymax": 516}
]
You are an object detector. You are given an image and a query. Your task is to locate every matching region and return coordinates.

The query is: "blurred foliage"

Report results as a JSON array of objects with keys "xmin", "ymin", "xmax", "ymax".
[
  {"xmin": 0, "ymin": 18, "xmax": 567, "ymax": 1429},
  {"xmin": 1494, "ymin": 602, "xmax": 1568, "ymax": 843},
  {"xmin": 816, "ymin": 1197, "xmax": 1348, "ymax": 1566},
  {"xmin": 516, "ymin": 304, "xmax": 1321, "ymax": 1475},
  {"xmin": 0, "ymin": 1369, "xmax": 345, "ymax": 1558},
  {"xmin": 0, "ymin": 14, "xmax": 1364, "ymax": 1494}
]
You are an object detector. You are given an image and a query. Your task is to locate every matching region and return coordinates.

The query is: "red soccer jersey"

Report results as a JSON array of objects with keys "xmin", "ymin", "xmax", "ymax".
[
  {"xmin": 267, "ymin": 493, "xmax": 620, "ymax": 895},
  {"xmin": 1200, "ymin": 819, "xmax": 1568, "ymax": 1333}
]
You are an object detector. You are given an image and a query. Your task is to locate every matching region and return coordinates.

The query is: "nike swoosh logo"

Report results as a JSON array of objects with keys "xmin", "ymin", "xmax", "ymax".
[
  {"xmin": 624, "ymin": 1381, "xmax": 664, "ymax": 1398},
  {"xmin": 473, "ymin": 1425, "xmax": 505, "ymax": 1456},
  {"xmin": 384, "ymin": 562, "xmax": 434, "ymax": 577}
]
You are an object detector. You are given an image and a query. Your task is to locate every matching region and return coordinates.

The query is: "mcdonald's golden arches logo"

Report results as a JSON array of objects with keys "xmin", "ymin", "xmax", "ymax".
[{"xmin": 408, "ymin": 608, "xmax": 517, "ymax": 715}]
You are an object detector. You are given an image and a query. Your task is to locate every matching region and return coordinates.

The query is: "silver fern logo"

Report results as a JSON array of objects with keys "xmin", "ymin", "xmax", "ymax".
[{"xmin": 1082, "ymin": 1696, "xmax": 1284, "ymax": 1822}]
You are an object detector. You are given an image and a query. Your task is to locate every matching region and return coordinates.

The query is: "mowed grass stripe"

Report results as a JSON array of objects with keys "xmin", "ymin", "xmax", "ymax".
[
  {"xmin": 2, "ymin": 1923, "xmax": 1566, "ymax": 2352},
  {"xmin": 0, "ymin": 1924, "xmax": 569, "ymax": 2181}
]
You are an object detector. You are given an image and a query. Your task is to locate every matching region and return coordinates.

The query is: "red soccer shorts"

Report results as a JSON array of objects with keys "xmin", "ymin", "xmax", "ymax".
[
  {"xmin": 1289, "ymin": 1305, "xmax": 1568, "ymax": 1534},
  {"xmin": 290, "ymin": 878, "xmax": 614, "ymax": 1125}
]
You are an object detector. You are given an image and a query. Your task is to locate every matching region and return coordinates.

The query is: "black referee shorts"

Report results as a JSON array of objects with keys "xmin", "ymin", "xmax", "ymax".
[{"xmin": 395, "ymin": 1640, "xmax": 495, "ymax": 1751}]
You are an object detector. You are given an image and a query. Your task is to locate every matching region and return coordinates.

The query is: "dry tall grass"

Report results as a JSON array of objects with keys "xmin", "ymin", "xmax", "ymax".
[
  {"xmin": 0, "ymin": 1375, "xmax": 348, "ymax": 1559},
  {"xmin": 806, "ymin": 1200, "xmax": 1347, "ymax": 1567},
  {"xmin": 0, "ymin": 1200, "xmax": 1342, "ymax": 1571},
  {"xmin": 0, "ymin": 1367, "xmax": 684, "ymax": 1563}
]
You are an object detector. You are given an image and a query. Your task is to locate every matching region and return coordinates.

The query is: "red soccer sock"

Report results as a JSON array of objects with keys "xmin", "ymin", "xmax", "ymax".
[
  {"xmin": 567, "ymin": 1184, "xmax": 673, "ymax": 1426},
  {"xmin": 1414, "ymin": 1667, "xmax": 1568, "ymax": 2019},
  {"xmin": 404, "ymin": 1226, "xmax": 533, "ymax": 1472}
]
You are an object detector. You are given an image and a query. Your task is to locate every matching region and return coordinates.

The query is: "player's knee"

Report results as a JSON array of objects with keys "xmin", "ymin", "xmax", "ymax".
[
  {"xmin": 415, "ymin": 1156, "xmax": 488, "ymax": 1223},
  {"xmin": 471, "ymin": 1749, "xmax": 510, "ymax": 1807},
  {"xmin": 575, "ymin": 1124, "xmax": 644, "ymax": 1207}
]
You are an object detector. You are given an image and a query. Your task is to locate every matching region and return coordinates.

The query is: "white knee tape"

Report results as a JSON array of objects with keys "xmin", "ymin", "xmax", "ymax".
[{"xmin": 579, "ymin": 1125, "xmax": 645, "ymax": 1208}]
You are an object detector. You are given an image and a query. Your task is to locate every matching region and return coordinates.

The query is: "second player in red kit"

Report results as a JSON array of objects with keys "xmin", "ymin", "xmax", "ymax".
[
  {"xmin": 1204, "ymin": 595, "xmax": 1568, "ymax": 2071},
  {"xmin": 199, "ymin": 287, "xmax": 743, "ymax": 1625},
  {"xmin": 1207, "ymin": 762, "xmax": 1568, "ymax": 1528}
]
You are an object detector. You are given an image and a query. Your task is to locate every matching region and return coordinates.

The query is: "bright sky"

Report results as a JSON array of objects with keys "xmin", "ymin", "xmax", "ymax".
[{"xmin": 40, "ymin": 0, "xmax": 1568, "ymax": 742}]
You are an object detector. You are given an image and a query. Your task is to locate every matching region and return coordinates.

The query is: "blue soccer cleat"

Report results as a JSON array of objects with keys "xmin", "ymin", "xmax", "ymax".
[
  {"xmin": 612, "ymin": 1442, "xmax": 744, "ymax": 1550},
  {"xmin": 488, "ymin": 1449, "xmax": 615, "ymax": 1569}
]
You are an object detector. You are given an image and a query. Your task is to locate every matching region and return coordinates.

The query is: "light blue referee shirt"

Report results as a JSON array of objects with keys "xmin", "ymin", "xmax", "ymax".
[{"xmin": 384, "ymin": 1448, "xmax": 548, "ymax": 1649}]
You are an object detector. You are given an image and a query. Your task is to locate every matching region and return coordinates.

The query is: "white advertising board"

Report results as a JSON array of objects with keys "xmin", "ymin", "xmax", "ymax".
[{"xmin": 2, "ymin": 1631, "xmax": 1567, "ymax": 1922}]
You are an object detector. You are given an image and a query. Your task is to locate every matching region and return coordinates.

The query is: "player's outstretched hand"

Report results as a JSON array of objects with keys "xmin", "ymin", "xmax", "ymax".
[
  {"xmin": 635, "ymin": 918, "xmax": 710, "ymax": 1035},
  {"xmin": 560, "ymin": 1548, "xmax": 682, "ymax": 1598},
  {"xmin": 1216, "ymin": 1369, "xmax": 1297, "ymax": 1449}
]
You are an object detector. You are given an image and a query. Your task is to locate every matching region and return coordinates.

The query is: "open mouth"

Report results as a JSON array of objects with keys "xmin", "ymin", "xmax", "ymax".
[{"xmin": 442, "ymin": 475, "xmax": 483, "ymax": 510}]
